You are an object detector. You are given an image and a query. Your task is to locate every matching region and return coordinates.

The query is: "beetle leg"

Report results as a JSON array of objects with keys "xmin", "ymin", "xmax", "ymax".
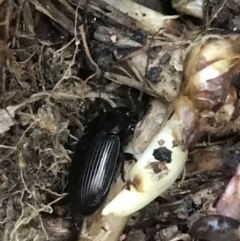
[
  {"xmin": 120, "ymin": 161, "xmax": 126, "ymax": 183},
  {"xmin": 114, "ymin": 147, "xmax": 127, "ymax": 183},
  {"xmin": 117, "ymin": 151, "xmax": 137, "ymax": 183},
  {"xmin": 118, "ymin": 148, "xmax": 126, "ymax": 182},
  {"xmin": 70, "ymin": 204, "xmax": 82, "ymax": 231},
  {"xmin": 124, "ymin": 152, "xmax": 137, "ymax": 163}
]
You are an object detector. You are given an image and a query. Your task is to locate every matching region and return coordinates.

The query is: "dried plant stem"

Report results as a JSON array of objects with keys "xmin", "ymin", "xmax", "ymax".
[
  {"xmin": 29, "ymin": 0, "xmax": 75, "ymax": 33},
  {"xmin": 79, "ymin": 24, "xmax": 101, "ymax": 81},
  {"xmin": 102, "ymin": 0, "xmax": 179, "ymax": 35}
]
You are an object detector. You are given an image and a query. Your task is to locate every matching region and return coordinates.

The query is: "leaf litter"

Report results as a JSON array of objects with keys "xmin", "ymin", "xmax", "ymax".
[{"xmin": 1, "ymin": 0, "xmax": 240, "ymax": 241}]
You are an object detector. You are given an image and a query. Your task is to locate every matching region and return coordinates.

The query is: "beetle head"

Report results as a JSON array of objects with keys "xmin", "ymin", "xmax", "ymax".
[
  {"xmin": 115, "ymin": 106, "xmax": 140, "ymax": 124},
  {"xmin": 98, "ymin": 107, "xmax": 139, "ymax": 142},
  {"xmin": 112, "ymin": 107, "xmax": 140, "ymax": 144}
]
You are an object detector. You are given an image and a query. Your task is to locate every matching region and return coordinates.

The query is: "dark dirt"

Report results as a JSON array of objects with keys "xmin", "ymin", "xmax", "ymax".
[
  {"xmin": 205, "ymin": 0, "xmax": 240, "ymax": 31},
  {"xmin": 1, "ymin": 0, "xmax": 240, "ymax": 241}
]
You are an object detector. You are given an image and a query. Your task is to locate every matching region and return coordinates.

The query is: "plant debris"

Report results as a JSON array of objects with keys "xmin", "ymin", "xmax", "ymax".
[{"xmin": 1, "ymin": 0, "xmax": 240, "ymax": 241}]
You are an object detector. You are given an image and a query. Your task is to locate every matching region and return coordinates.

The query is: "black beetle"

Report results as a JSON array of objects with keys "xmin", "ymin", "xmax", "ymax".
[{"xmin": 67, "ymin": 107, "xmax": 139, "ymax": 218}]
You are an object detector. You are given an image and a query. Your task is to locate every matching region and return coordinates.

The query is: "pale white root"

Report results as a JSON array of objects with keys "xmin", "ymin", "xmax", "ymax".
[
  {"xmin": 102, "ymin": 114, "xmax": 188, "ymax": 217},
  {"xmin": 172, "ymin": 0, "xmax": 204, "ymax": 19},
  {"xmin": 102, "ymin": 0, "xmax": 179, "ymax": 34}
]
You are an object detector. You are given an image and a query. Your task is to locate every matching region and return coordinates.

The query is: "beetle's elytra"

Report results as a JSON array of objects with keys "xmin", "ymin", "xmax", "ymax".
[{"xmin": 67, "ymin": 107, "xmax": 138, "ymax": 217}]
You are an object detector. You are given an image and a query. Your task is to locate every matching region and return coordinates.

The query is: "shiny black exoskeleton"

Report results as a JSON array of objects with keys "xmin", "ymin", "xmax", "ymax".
[{"xmin": 67, "ymin": 107, "xmax": 138, "ymax": 218}]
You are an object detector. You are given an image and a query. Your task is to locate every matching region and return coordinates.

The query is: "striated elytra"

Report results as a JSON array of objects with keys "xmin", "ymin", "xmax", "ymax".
[{"xmin": 67, "ymin": 107, "xmax": 138, "ymax": 217}]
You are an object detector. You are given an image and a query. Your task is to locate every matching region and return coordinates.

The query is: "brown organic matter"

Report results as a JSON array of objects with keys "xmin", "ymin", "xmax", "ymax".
[{"xmin": 1, "ymin": 0, "xmax": 240, "ymax": 241}]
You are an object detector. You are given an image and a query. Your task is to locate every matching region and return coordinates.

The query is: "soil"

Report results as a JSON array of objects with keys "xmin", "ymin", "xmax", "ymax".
[{"xmin": 1, "ymin": 0, "xmax": 240, "ymax": 241}]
